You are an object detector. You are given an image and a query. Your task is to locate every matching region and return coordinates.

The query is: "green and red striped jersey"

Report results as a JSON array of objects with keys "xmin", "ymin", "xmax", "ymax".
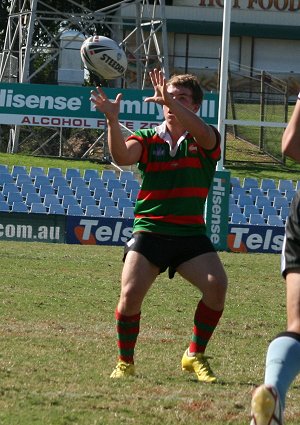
[{"xmin": 127, "ymin": 124, "xmax": 221, "ymax": 236}]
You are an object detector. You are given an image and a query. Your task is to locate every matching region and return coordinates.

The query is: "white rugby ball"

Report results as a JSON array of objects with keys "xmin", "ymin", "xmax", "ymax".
[{"xmin": 80, "ymin": 35, "xmax": 127, "ymax": 80}]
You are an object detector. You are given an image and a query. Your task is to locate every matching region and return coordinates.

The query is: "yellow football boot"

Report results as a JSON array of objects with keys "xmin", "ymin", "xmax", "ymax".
[
  {"xmin": 110, "ymin": 360, "xmax": 135, "ymax": 379},
  {"xmin": 181, "ymin": 349, "xmax": 217, "ymax": 383}
]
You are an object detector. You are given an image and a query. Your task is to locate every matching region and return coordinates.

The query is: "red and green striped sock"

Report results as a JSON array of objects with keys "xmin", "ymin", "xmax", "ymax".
[
  {"xmin": 115, "ymin": 309, "xmax": 141, "ymax": 364},
  {"xmin": 189, "ymin": 300, "xmax": 223, "ymax": 354}
]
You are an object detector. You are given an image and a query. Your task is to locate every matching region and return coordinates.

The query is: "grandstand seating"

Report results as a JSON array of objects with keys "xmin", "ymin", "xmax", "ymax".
[
  {"xmin": 11, "ymin": 201, "xmax": 29, "ymax": 213},
  {"xmin": 104, "ymin": 205, "xmax": 120, "ymax": 217},
  {"xmin": 122, "ymin": 206, "xmax": 135, "ymax": 218},
  {"xmin": 47, "ymin": 167, "xmax": 63, "ymax": 181},
  {"xmin": 66, "ymin": 204, "xmax": 84, "ymax": 216},
  {"xmin": 30, "ymin": 202, "xmax": 48, "ymax": 214},
  {"xmin": 1, "ymin": 164, "xmax": 292, "ymax": 226},
  {"xmin": 48, "ymin": 204, "xmax": 65, "ymax": 215},
  {"xmin": 83, "ymin": 169, "xmax": 100, "ymax": 183},
  {"xmin": 260, "ymin": 178, "xmax": 276, "ymax": 193},
  {"xmin": 267, "ymin": 215, "xmax": 285, "ymax": 227},
  {"xmin": 249, "ymin": 213, "xmax": 265, "ymax": 225},
  {"xmin": 85, "ymin": 205, "xmax": 102, "ymax": 217},
  {"xmin": 65, "ymin": 168, "xmax": 81, "ymax": 182}
]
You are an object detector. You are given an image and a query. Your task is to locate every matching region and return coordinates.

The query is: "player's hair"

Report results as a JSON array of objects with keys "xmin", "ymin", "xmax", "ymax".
[{"xmin": 167, "ymin": 74, "xmax": 203, "ymax": 105}]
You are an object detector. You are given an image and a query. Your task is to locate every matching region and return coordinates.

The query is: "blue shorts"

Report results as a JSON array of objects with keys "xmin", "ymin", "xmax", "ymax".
[{"xmin": 123, "ymin": 232, "xmax": 216, "ymax": 279}]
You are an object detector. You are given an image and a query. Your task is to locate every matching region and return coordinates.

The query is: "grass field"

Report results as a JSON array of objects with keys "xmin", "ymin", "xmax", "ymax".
[
  {"xmin": 0, "ymin": 143, "xmax": 299, "ymax": 424},
  {"xmin": 1, "ymin": 242, "xmax": 299, "ymax": 425}
]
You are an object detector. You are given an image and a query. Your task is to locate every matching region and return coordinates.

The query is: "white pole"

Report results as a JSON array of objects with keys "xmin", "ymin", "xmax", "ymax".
[{"xmin": 217, "ymin": 0, "xmax": 232, "ymax": 171}]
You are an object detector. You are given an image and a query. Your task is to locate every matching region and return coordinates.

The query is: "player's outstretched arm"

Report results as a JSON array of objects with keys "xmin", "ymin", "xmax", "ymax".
[
  {"xmin": 282, "ymin": 96, "xmax": 300, "ymax": 162},
  {"xmin": 144, "ymin": 69, "xmax": 216, "ymax": 150},
  {"xmin": 90, "ymin": 87, "xmax": 142, "ymax": 165}
]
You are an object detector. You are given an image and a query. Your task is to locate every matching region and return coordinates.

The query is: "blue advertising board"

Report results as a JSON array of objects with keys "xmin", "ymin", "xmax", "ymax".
[
  {"xmin": 227, "ymin": 223, "xmax": 284, "ymax": 254},
  {"xmin": 66, "ymin": 216, "xmax": 133, "ymax": 245}
]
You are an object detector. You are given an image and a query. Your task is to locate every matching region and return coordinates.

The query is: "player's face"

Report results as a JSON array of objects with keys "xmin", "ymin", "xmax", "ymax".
[{"xmin": 163, "ymin": 85, "xmax": 199, "ymax": 122}]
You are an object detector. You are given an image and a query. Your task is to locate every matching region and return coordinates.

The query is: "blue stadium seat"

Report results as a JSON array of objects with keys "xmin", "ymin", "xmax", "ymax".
[
  {"xmin": 29, "ymin": 166, "xmax": 46, "ymax": 179},
  {"xmin": 7, "ymin": 191, "xmax": 24, "ymax": 206},
  {"xmin": 88, "ymin": 177, "xmax": 106, "ymax": 193},
  {"xmin": 20, "ymin": 183, "xmax": 37, "ymax": 197},
  {"xmin": 266, "ymin": 188, "xmax": 282, "ymax": 202},
  {"xmin": 11, "ymin": 201, "xmax": 28, "ymax": 213},
  {"xmin": 124, "ymin": 179, "xmax": 141, "ymax": 194},
  {"xmin": 255, "ymin": 195, "xmax": 272, "ymax": 211},
  {"xmin": 122, "ymin": 206, "xmax": 135, "ymax": 218},
  {"xmin": 48, "ymin": 204, "xmax": 65, "ymax": 215},
  {"xmin": 117, "ymin": 197, "xmax": 134, "ymax": 211},
  {"xmin": 249, "ymin": 187, "xmax": 264, "ymax": 201},
  {"xmin": 119, "ymin": 170, "xmax": 135, "ymax": 184},
  {"xmin": 237, "ymin": 194, "xmax": 254, "ymax": 209},
  {"xmin": 80, "ymin": 195, "xmax": 96, "ymax": 209},
  {"xmin": 278, "ymin": 179, "xmax": 295, "ymax": 194},
  {"xmin": 273, "ymin": 196, "xmax": 289, "ymax": 211},
  {"xmin": 0, "ymin": 192, "xmax": 6, "ymax": 202},
  {"xmin": 65, "ymin": 168, "xmax": 81, "ymax": 182},
  {"xmin": 56, "ymin": 185, "xmax": 74, "ymax": 199},
  {"xmin": 62, "ymin": 195, "xmax": 79, "ymax": 208},
  {"xmin": 285, "ymin": 190, "xmax": 296, "ymax": 205},
  {"xmin": 85, "ymin": 205, "xmax": 102, "ymax": 217},
  {"xmin": 230, "ymin": 212, "xmax": 248, "ymax": 224},
  {"xmin": 106, "ymin": 178, "xmax": 123, "ymax": 193},
  {"xmin": 111, "ymin": 188, "xmax": 128, "ymax": 202},
  {"xmin": 83, "ymin": 169, "xmax": 100, "ymax": 183},
  {"xmin": 243, "ymin": 204, "xmax": 260, "ymax": 219},
  {"xmin": 66, "ymin": 204, "xmax": 84, "ymax": 216},
  {"xmin": 52, "ymin": 176, "xmax": 69, "ymax": 190},
  {"xmin": 231, "ymin": 186, "xmax": 247, "ymax": 201},
  {"xmin": 262, "ymin": 205, "xmax": 278, "ymax": 219},
  {"xmin": 30, "ymin": 203, "xmax": 48, "ymax": 214},
  {"xmin": 243, "ymin": 177, "xmax": 259, "ymax": 191},
  {"xmin": 99, "ymin": 197, "xmax": 115, "ymax": 210},
  {"xmin": 39, "ymin": 185, "xmax": 55, "ymax": 198},
  {"xmin": 249, "ymin": 213, "xmax": 265, "ymax": 225},
  {"xmin": 229, "ymin": 203, "xmax": 241, "ymax": 216},
  {"xmin": 101, "ymin": 169, "xmax": 117, "ymax": 182},
  {"xmin": 280, "ymin": 206, "xmax": 290, "ymax": 222},
  {"xmin": 129, "ymin": 188, "xmax": 139, "ymax": 203},
  {"xmin": 75, "ymin": 186, "xmax": 91, "ymax": 200},
  {"xmin": 43, "ymin": 193, "xmax": 61, "ymax": 207},
  {"xmin": 92, "ymin": 187, "xmax": 109, "ymax": 202},
  {"xmin": 12, "ymin": 165, "xmax": 27, "ymax": 177},
  {"xmin": 0, "ymin": 201, "xmax": 10, "ymax": 212},
  {"xmin": 47, "ymin": 167, "xmax": 63, "ymax": 181},
  {"xmin": 33, "ymin": 175, "xmax": 51, "ymax": 188},
  {"xmin": 267, "ymin": 215, "xmax": 284, "ymax": 227},
  {"xmin": 260, "ymin": 178, "xmax": 276, "ymax": 193},
  {"xmin": 70, "ymin": 176, "xmax": 86, "ymax": 191},
  {"xmin": 2, "ymin": 182, "xmax": 19, "ymax": 196},
  {"xmin": 104, "ymin": 205, "xmax": 120, "ymax": 217},
  {"xmin": 229, "ymin": 194, "xmax": 236, "ymax": 204},
  {"xmin": 0, "ymin": 173, "xmax": 15, "ymax": 187},
  {"xmin": 15, "ymin": 174, "xmax": 33, "ymax": 187},
  {"xmin": 25, "ymin": 192, "xmax": 42, "ymax": 206},
  {"xmin": 230, "ymin": 176, "xmax": 241, "ymax": 188},
  {"xmin": 0, "ymin": 164, "xmax": 9, "ymax": 174}
]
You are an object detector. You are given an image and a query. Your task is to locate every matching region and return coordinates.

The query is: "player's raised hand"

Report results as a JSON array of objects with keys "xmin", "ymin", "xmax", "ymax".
[
  {"xmin": 144, "ymin": 69, "xmax": 172, "ymax": 106},
  {"xmin": 90, "ymin": 86, "xmax": 122, "ymax": 120}
]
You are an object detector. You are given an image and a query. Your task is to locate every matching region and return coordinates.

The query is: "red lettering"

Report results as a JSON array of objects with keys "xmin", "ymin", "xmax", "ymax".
[
  {"xmin": 21, "ymin": 116, "xmax": 30, "ymax": 124},
  {"xmin": 97, "ymin": 119, "xmax": 106, "ymax": 128}
]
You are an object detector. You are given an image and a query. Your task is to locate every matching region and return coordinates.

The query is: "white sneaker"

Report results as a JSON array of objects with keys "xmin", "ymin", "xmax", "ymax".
[{"xmin": 250, "ymin": 384, "xmax": 283, "ymax": 425}]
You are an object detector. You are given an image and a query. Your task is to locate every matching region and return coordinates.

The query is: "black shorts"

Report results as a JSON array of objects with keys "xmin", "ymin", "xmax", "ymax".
[
  {"xmin": 281, "ymin": 190, "xmax": 300, "ymax": 277},
  {"xmin": 123, "ymin": 232, "xmax": 216, "ymax": 279}
]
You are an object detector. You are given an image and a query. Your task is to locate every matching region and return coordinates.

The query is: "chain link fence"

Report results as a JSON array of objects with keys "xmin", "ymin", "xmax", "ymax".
[{"xmin": 225, "ymin": 62, "xmax": 288, "ymax": 164}]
